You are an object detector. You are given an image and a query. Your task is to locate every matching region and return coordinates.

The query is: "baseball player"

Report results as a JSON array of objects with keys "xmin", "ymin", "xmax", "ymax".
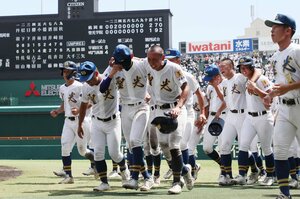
[
  {"xmin": 50, "ymin": 61, "xmax": 94, "ymax": 184},
  {"xmin": 263, "ymin": 14, "xmax": 300, "ymax": 199},
  {"xmin": 202, "ymin": 64, "xmax": 227, "ymax": 179},
  {"xmin": 77, "ymin": 61, "xmax": 131, "ymax": 192},
  {"xmin": 164, "ymin": 48, "xmax": 206, "ymax": 180},
  {"xmin": 218, "ymin": 58, "xmax": 261, "ymax": 186},
  {"xmin": 147, "ymin": 45, "xmax": 194, "ymax": 194},
  {"xmin": 233, "ymin": 56, "xmax": 275, "ymax": 186},
  {"xmin": 101, "ymin": 44, "xmax": 154, "ymax": 191}
]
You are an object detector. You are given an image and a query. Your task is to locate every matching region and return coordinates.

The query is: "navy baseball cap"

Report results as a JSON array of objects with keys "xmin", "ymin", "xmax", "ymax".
[
  {"xmin": 78, "ymin": 61, "xmax": 96, "ymax": 82},
  {"xmin": 203, "ymin": 64, "xmax": 220, "ymax": 82},
  {"xmin": 208, "ymin": 117, "xmax": 225, "ymax": 136},
  {"xmin": 113, "ymin": 44, "xmax": 132, "ymax": 71},
  {"xmin": 265, "ymin": 14, "xmax": 296, "ymax": 31},
  {"xmin": 165, "ymin": 49, "xmax": 181, "ymax": 59},
  {"xmin": 237, "ymin": 56, "xmax": 254, "ymax": 68}
]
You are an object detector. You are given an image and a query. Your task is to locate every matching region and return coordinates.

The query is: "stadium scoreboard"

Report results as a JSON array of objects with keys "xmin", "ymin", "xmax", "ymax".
[{"xmin": 0, "ymin": 0, "xmax": 172, "ymax": 80}]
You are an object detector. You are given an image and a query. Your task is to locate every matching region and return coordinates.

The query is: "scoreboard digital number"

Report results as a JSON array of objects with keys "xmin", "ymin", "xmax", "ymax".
[{"xmin": 0, "ymin": 9, "xmax": 171, "ymax": 80}]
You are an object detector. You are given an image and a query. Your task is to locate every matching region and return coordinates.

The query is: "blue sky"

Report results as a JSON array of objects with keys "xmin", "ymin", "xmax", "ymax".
[{"xmin": 0, "ymin": 0, "xmax": 298, "ymax": 48}]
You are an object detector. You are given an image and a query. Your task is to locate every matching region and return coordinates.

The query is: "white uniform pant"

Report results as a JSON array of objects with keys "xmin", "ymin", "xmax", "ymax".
[
  {"xmin": 61, "ymin": 117, "xmax": 89, "ymax": 157},
  {"xmin": 220, "ymin": 111, "xmax": 245, "ymax": 155},
  {"xmin": 180, "ymin": 105, "xmax": 195, "ymax": 151},
  {"xmin": 274, "ymin": 104, "xmax": 300, "ymax": 160},
  {"xmin": 91, "ymin": 114, "xmax": 123, "ymax": 162},
  {"xmin": 121, "ymin": 103, "xmax": 150, "ymax": 151},
  {"xmin": 239, "ymin": 112, "xmax": 274, "ymax": 156}
]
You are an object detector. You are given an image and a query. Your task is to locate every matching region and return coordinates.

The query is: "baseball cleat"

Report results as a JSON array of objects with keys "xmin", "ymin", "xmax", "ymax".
[
  {"xmin": 53, "ymin": 169, "xmax": 67, "ymax": 178},
  {"xmin": 219, "ymin": 174, "xmax": 235, "ymax": 186},
  {"xmin": 163, "ymin": 168, "xmax": 173, "ymax": 179},
  {"xmin": 193, "ymin": 163, "xmax": 201, "ymax": 180},
  {"xmin": 232, "ymin": 174, "xmax": 247, "ymax": 185},
  {"xmin": 153, "ymin": 176, "xmax": 161, "ymax": 187},
  {"xmin": 259, "ymin": 176, "xmax": 275, "ymax": 186},
  {"xmin": 182, "ymin": 164, "xmax": 194, "ymax": 190},
  {"xmin": 168, "ymin": 182, "xmax": 182, "ymax": 194},
  {"xmin": 140, "ymin": 177, "xmax": 154, "ymax": 191},
  {"xmin": 122, "ymin": 178, "xmax": 139, "ymax": 190},
  {"xmin": 289, "ymin": 178, "xmax": 299, "ymax": 189},
  {"xmin": 82, "ymin": 167, "xmax": 96, "ymax": 176},
  {"xmin": 247, "ymin": 169, "xmax": 260, "ymax": 185},
  {"xmin": 108, "ymin": 170, "xmax": 122, "ymax": 179},
  {"xmin": 120, "ymin": 169, "xmax": 130, "ymax": 185},
  {"xmin": 93, "ymin": 182, "xmax": 111, "ymax": 192},
  {"xmin": 58, "ymin": 175, "xmax": 74, "ymax": 184},
  {"xmin": 275, "ymin": 193, "xmax": 292, "ymax": 199}
]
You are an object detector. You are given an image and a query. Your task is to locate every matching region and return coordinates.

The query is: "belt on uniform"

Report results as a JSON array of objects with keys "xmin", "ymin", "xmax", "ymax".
[
  {"xmin": 127, "ymin": 102, "xmax": 142, "ymax": 106},
  {"xmin": 230, "ymin": 109, "xmax": 244, "ymax": 114},
  {"xmin": 210, "ymin": 111, "xmax": 226, "ymax": 116},
  {"xmin": 92, "ymin": 114, "xmax": 117, "ymax": 122},
  {"xmin": 155, "ymin": 102, "xmax": 178, "ymax": 110},
  {"xmin": 248, "ymin": 110, "xmax": 267, "ymax": 117},
  {"xmin": 279, "ymin": 97, "xmax": 300, "ymax": 106},
  {"xmin": 65, "ymin": 116, "xmax": 76, "ymax": 121}
]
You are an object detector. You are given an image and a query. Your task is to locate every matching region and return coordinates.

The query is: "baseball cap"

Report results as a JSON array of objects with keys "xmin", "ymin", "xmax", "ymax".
[
  {"xmin": 78, "ymin": 61, "xmax": 96, "ymax": 82},
  {"xmin": 113, "ymin": 44, "xmax": 132, "ymax": 71},
  {"xmin": 203, "ymin": 64, "xmax": 220, "ymax": 82},
  {"xmin": 151, "ymin": 112, "xmax": 178, "ymax": 134},
  {"xmin": 265, "ymin": 13, "xmax": 296, "ymax": 31},
  {"xmin": 165, "ymin": 48, "xmax": 181, "ymax": 59},
  {"xmin": 208, "ymin": 117, "xmax": 225, "ymax": 136},
  {"xmin": 237, "ymin": 56, "xmax": 254, "ymax": 68}
]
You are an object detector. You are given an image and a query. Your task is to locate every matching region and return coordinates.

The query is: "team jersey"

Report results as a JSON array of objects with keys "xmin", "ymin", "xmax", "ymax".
[
  {"xmin": 271, "ymin": 43, "xmax": 300, "ymax": 98},
  {"xmin": 184, "ymin": 71, "xmax": 200, "ymax": 107},
  {"xmin": 224, "ymin": 73, "xmax": 247, "ymax": 110},
  {"xmin": 245, "ymin": 75, "xmax": 272, "ymax": 112},
  {"xmin": 147, "ymin": 60, "xmax": 187, "ymax": 105},
  {"xmin": 59, "ymin": 80, "xmax": 82, "ymax": 117},
  {"xmin": 81, "ymin": 66, "xmax": 119, "ymax": 118},
  {"xmin": 114, "ymin": 59, "xmax": 148, "ymax": 104},
  {"xmin": 206, "ymin": 79, "xmax": 227, "ymax": 113}
]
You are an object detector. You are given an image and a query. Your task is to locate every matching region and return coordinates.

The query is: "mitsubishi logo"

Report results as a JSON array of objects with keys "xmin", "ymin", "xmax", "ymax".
[{"xmin": 25, "ymin": 82, "xmax": 40, "ymax": 97}]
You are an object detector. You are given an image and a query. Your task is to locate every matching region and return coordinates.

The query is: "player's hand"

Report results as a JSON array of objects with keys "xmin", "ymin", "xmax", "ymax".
[
  {"xmin": 194, "ymin": 114, "xmax": 206, "ymax": 129},
  {"xmin": 71, "ymin": 107, "xmax": 79, "ymax": 115},
  {"xmin": 108, "ymin": 57, "xmax": 115, "ymax": 67},
  {"xmin": 144, "ymin": 93, "xmax": 151, "ymax": 103},
  {"xmin": 247, "ymin": 80, "xmax": 257, "ymax": 95},
  {"xmin": 169, "ymin": 106, "xmax": 181, "ymax": 119},
  {"xmin": 272, "ymin": 84, "xmax": 289, "ymax": 96},
  {"xmin": 50, "ymin": 110, "xmax": 58, "ymax": 118},
  {"xmin": 209, "ymin": 77, "xmax": 219, "ymax": 88},
  {"xmin": 77, "ymin": 125, "xmax": 84, "ymax": 139},
  {"xmin": 263, "ymin": 94, "xmax": 273, "ymax": 108}
]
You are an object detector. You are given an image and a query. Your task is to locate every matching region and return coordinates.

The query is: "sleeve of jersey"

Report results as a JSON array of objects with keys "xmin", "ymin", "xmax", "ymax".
[
  {"xmin": 81, "ymin": 85, "xmax": 90, "ymax": 103},
  {"xmin": 257, "ymin": 76, "xmax": 272, "ymax": 92},
  {"xmin": 173, "ymin": 64, "xmax": 187, "ymax": 87},
  {"xmin": 293, "ymin": 47, "xmax": 300, "ymax": 69},
  {"xmin": 59, "ymin": 85, "xmax": 63, "ymax": 101}
]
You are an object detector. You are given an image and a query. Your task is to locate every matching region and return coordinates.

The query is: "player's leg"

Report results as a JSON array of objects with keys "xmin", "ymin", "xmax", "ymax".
[
  {"xmin": 58, "ymin": 120, "xmax": 76, "ymax": 184},
  {"xmin": 106, "ymin": 116, "xmax": 130, "ymax": 186},
  {"xmin": 273, "ymin": 114, "xmax": 297, "ymax": 198},
  {"xmin": 288, "ymin": 139, "xmax": 298, "ymax": 189}
]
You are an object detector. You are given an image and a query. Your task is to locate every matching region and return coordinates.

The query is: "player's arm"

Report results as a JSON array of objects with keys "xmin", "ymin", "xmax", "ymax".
[
  {"xmin": 247, "ymin": 80, "xmax": 269, "ymax": 98},
  {"xmin": 171, "ymin": 82, "xmax": 189, "ymax": 118},
  {"xmin": 100, "ymin": 62, "xmax": 122, "ymax": 93},
  {"xmin": 270, "ymin": 81, "xmax": 300, "ymax": 97},
  {"xmin": 194, "ymin": 88, "xmax": 207, "ymax": 127},
  {"xmin": 77, "ymin": 102, "xmax": 88, "ymax": 139},
  {"xmin": 50, "ymin": 102, "xmax": 64, "ymax": 118}
]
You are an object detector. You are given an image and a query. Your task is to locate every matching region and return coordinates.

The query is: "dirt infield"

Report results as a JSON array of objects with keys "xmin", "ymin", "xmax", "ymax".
[{"xmin": 0, "ymin": 166, "xmax": 22, "ymax": 181}]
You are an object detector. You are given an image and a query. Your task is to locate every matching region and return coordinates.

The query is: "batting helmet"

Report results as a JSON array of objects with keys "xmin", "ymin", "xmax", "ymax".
[
  {"xmin": 237, "ymin": 56, "xmax": 254, "ymax": 72},
  {"xmin": 60, "ymin": 61, "xmax": 78, "ymax": 79},
  {"xmin": 113, "ymin": 44, "xmax": 132, "ymax": 71},
  {"xmin": 78, "ymin": 61, "xmax": 96, "ymax": 82},
  {"xmin": 151, "ymin": 113, "xmax": 178, "ymax": 134},
  {"xmin": 208, "ymin": 117, "xmax": 225, "ymax": 136}
]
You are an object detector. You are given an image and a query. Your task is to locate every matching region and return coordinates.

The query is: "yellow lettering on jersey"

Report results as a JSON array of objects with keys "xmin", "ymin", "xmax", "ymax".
[
  {"xmin": 68, "ymin": 92, "xmax": 77, "ymax": 103},
  {"xmin": 133, "ymin": 76, "xmax": 144, "ymax": 88},
  {"xmin": 88, "ymin": 93, "xmax": 97, "ymax": 104},
  {"xmin": 147, "ymin": 73, "xmax": 153, "ymax": 86},
  {"xmin": 284, "ymin": 73, "xmax": 294, "ymax": 84},
  {"xmin": 103, "ymin": 89, "xmax": 114, "ymax": 100},
  {"xmin": 161, "ymin": 79, "xmax": 172, "ymax": 92},
  {"xmin": 116, "ymin": 77, "xmax": 125, "ymax": 89}
]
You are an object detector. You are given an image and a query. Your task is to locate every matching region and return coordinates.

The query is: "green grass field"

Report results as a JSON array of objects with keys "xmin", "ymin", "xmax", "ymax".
[{"xmin": 0, "ymin": 160, "xmax": 295, "ymax": 199}]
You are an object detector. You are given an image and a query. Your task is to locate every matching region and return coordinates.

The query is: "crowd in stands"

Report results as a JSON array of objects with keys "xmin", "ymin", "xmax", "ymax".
[{"xmin": 180, "ymin": 52, "xmax": 275, "ymax": 89}]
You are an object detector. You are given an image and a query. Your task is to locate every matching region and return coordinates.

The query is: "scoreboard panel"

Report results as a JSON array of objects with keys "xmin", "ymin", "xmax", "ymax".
[{"xmin": 0, "ymin": 10, "xmax": 172, "ymax": 80}]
